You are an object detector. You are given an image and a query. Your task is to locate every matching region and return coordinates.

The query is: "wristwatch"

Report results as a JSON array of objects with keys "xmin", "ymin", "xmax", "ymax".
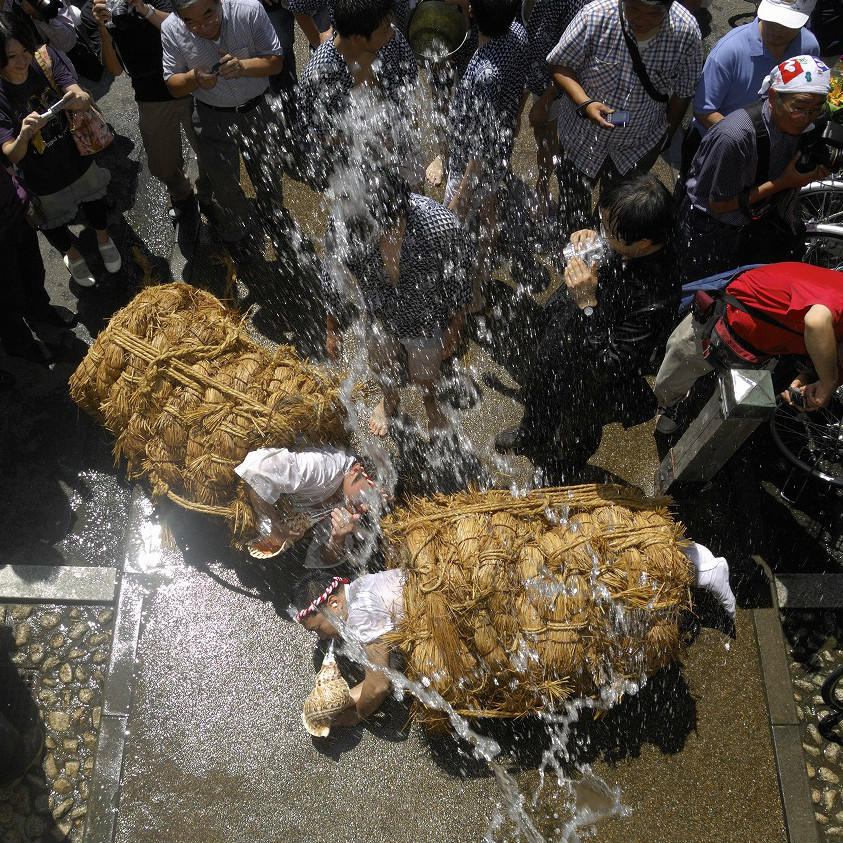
[{"xmin": 144, "ymin": 3, "xmax": 155, "ymax": 17}]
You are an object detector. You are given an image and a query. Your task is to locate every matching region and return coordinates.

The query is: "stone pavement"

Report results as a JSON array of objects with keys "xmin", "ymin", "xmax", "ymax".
[{"xmin": 2, "ymin": 1, "xmax": 843, "ymax": 841}]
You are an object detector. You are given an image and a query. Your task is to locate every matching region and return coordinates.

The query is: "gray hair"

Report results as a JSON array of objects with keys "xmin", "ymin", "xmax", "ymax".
[{"xmin": 172, "ymin": 0, "xmax": 219, "ymax": 14}]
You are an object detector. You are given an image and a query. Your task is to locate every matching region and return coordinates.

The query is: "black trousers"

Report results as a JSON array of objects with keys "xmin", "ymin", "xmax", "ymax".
[{"xmin": 0, "ymin": 215, "xmax": 49, "ymax": 353}]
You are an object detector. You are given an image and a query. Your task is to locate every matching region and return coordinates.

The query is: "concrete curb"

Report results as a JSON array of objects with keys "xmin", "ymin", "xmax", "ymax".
[
  {"xmin": 753, "ymin": 555, "xmax": 821, "ymax": 843},
  {"xmin": 84, "ymin": 486, "xmax": 163, "ymax": 843}
]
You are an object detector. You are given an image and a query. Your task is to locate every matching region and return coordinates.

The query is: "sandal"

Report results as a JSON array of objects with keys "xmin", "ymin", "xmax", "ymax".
[{"xmin": 247, "ymin": 537, "xmax": 288, "ymax": 559}]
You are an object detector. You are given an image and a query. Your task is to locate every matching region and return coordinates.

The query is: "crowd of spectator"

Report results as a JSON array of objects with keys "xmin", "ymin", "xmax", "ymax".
[{"xmin": 1, "ymin": 0, "xmax": 843, "ymax": 483}]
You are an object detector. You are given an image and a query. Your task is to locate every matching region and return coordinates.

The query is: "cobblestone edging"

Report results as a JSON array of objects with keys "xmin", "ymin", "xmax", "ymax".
[
  {"xmin": 1, "ymin": 603, "xmax": 114, "ymax": 843},
  {"xmin": 784, "ymin": 610, "xmax": 843, "ymax": 843}
]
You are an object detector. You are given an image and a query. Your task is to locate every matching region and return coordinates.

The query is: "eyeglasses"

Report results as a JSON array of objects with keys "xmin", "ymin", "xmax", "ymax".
[
  {"xmin": 780, "ymin": 98, "xmax": 825, "ymax": 118},
  {"xmin": 184, "ymin": 7, "xmax": 220, "ymax": 30}
]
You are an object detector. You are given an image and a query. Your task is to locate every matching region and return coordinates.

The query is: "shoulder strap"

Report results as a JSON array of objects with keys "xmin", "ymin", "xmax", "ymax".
[
  {"xmin": 33, "ymin": 46, "xmax": 63, "ymax": 97},
  {"xmin": 617, "ymin": 0, "xmax": 669, "ymax": 104},
  {"xmin": 744, "ymin": 101, "xmax": 770, "ymax": 186},
  {"xmin": 713, "ymin": 288, "xmax": 804, "ymax": 338}
]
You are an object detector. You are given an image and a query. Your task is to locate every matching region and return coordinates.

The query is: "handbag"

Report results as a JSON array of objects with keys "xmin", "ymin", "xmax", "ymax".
[{"xmin": 34, "ymin": 47, "xmax": 114, "ymax": 156}]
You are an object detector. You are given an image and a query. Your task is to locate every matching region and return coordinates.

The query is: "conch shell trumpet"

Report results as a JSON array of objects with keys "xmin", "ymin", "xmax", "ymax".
[{"xmin": 302, "ymin": 642, "xmax": 351, "ymax": 737}]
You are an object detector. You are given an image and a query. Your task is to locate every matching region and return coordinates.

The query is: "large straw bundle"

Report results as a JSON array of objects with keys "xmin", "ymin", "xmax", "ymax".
[
  {"xmin": 382, "ymin": 484, "xmax": 693, "ymax": 730},
  {"xmin": 69, "ymin": 283, "xmax": 346, "ymax": 539}
]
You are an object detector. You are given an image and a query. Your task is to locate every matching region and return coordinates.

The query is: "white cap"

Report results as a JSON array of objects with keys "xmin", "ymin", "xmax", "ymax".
[{"xmin": 757, "ymin": 0, "xmax": 816, "ymax": 29}]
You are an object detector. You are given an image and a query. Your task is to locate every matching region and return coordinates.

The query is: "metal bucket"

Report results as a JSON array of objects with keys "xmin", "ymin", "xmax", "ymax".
[{"xmin": 406, "ymin": 0, "xmax": 469, "ymax": 65}]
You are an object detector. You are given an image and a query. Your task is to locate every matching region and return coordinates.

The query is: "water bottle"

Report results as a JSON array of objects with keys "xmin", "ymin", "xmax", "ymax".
[{"xmin": 560, "ymin": 234, "xmax": 612, "ymax": 269}]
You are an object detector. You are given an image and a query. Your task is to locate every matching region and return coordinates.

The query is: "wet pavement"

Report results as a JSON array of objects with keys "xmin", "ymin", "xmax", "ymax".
[{"xmin": 1, "ymin": 1, "xmax": 843, "ymax": 841}]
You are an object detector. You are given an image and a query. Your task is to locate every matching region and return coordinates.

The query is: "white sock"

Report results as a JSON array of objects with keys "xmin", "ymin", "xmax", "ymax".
[{"xmin": 683, "ymin": 542, "xmax": 736, "ymax": 619}]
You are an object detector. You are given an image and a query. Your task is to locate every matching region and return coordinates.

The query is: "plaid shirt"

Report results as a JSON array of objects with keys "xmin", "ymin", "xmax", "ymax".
[
  {"xmin": 686, "ymin": 101, "xmax": 802, "ymax": 229},
  {"xmin": 547, "ymin": 0, "xmax": 701, "ymax": 177},
  {"xmin": 321, "ymin": 194, "xmax": 474, "ymax": 339},
  {"xmin": 448, "ymin": 21, "xmax": 528, "ymax": 179}
]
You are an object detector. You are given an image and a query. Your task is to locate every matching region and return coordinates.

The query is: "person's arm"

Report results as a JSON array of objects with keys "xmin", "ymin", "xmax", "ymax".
[
  {"xmin": 126, "ymin": 0, "xmax": 169, "ymax": 29},
  {"xmin": 167, "ymin": 66, "xmax": 217, "ymax": 96},
  {"xmin": 39, "ymin": 3, "xmax": 78, "ymax": 52},
  {"xmin": 216, "ymin": 52, "xmax": 281, "ymax": 79},
  {"xmin": 294, "ymin": 11, "xmax": 322, "ymax": 49},
  {"xmin": 800, "ymin": 304, "xmax": 840, "ymax": 409},
  {"xmin": 665, "ymin": 93, "xmax": 690, "ymax": 142},
  {"xmin": 709, "ymin": 153, "xmax": 829, "ymax": 217},
  {"xmin": 552, "ymin": 64, "xmax": 614, "ymax": 128},
  {"xmin": 694, "ymin": 110, "xmax": 723, "ymax": 130},
  {"xmin": 92, "ymin": 0, "xmax": 124, "ymax": 76},
  {"xmin": 442, "ymin": 309, "xmax": 465, "ymax": 359},
  {"xmin": 2, "ymin": 111, "xmax": 51, "ymax": 163},
  {"xmin": 331, "ymin": 640, "xmax": 392, "ymax": 725},
  {"xmin": 446, "ymin": 159, "xmax": 483, "ymax": 222}
]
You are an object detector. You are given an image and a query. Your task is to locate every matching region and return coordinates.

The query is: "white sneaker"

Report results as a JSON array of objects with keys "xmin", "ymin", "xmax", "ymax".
[
  {"xmin": 63, "ymin": 254, "xmax": 96, "ymax": 288},
  {"xmin": 98, "ymin": 237, "xmax": 122, "ymax": 273},
  {"xmin": 684, "ymin": 542, "xmax": 736, "ymax": 618}
]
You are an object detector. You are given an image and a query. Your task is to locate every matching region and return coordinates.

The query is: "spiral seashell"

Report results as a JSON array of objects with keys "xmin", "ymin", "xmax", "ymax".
[{"xmin": 302, "ymin": 643, "xmax": 351, "ymax": 737}]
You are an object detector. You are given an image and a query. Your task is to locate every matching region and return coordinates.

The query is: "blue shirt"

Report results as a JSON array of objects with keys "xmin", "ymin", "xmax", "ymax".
[
  {"xmin": 691, "ymin": 19, "xmax": 819, "ymax": 136},
  {"xmin": 161, "ymin": 0, "xmax": 282, "ymax": 107}
]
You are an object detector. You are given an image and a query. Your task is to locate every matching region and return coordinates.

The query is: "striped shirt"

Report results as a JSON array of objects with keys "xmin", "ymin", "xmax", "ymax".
[
  {"xmin": 161, "ymin": 0, "xmax": 282, "ymax": 107},
  {"xmin": 686, "ymin": 101, "xmax": 803, "ymax": 229},
  {"xmin": 547, "ymin": 0, "xmax": 702, "ymax": 177}
]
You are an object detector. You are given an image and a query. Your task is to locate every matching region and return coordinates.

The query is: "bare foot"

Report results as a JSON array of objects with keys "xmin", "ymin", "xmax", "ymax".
[
  {"xmin": 426, "ymin": 155, "xmax": 444, "ymax": 188},
  {"xmin": 369, "ymin": 398, "xmax": 398, "ymax": 436}
]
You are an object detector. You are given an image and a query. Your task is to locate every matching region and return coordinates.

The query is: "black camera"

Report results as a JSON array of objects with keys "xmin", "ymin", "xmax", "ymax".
[
  {"xmin": 796, "ymin": 119, "xmax": 843, "ymax": 175},
  {"xmin": 17, "ymin": 0, "xmax": 62, "ymax": 21}
]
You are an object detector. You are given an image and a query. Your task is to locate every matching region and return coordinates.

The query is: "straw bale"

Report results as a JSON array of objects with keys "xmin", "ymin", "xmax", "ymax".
[
  {"xmin": 382, "ymin": 484, "xmax": 693, "ymax": 729},
  {"xmin": 69, "ymin": 283, "xmax": 347, "ymax": 542}
]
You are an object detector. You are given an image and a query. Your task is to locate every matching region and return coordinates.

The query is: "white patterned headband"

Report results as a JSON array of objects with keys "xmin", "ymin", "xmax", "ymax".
[{"xmin": 294, "ymin": 577, "xmax": 349, "ymax": 623}]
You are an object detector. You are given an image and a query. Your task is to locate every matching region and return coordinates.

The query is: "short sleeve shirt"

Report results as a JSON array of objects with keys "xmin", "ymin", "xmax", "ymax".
[
  {"xmin": 448, "ymin": 20, "xmax": 528, "ymax": 177},
  {"xmin": 160, "ymin": 0, "xmax": 281, "ymax": 106},
  {"xmin": 685, "ymin": 101, "xmax": 802, "ymax": 228},
  {"xmin": 726, "ymin": 262, "xmax": 843, "ymax": 355},
  {"xmin": 345, "ymin": 569, "xmax": 405, "ymax": 644},
  {"xmin": 547, "ymin": 0, "xmax": 702, "ymax": 177},
  {"xmin": 691, "ymin": 19, "xmax": 819, "ymax": 136},
  {"xmin": 321, "ymin": 194, "xmax": 474, "ymax": 339},
  {"xmin": 0, "ymin": 47, "xmax": 89, "ymax": 194}
]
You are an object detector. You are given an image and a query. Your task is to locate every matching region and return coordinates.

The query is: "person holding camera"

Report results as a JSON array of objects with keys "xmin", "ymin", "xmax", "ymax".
[
  {"xmin": 654, "ymin": 262, "xmax": 843, "ymax": 433},
  {"xmin": 160, "ymin": 0, "xmax": 284, "ymax": 248},
  {"xmin": 0, "ymin": 13, "xmax": 120, "ymax": 288},
  {"xmin": 533, "ymin": 0, "xmax": 702, "ymax": 234},
  {"xmin": 679, "ymin": 55, "xmax": 831, "ymax": 283},
  {"xmin": 2, "ymin": 0, "xmax": 76, "ymax": 51},
  {"xmin": 92, "ymin": 0, "xmax": 211, "ymax": 222}
]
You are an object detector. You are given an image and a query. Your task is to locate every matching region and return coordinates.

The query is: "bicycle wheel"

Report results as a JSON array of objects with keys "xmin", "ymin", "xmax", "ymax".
[
  {"xmin": 802, "ymin": 224, "xmax": 843, "ymax": 271},
  {"xmin": 801, "ymin": 180, "xmax": 843, "ymax": 227},
  {"xmin": 770, "ymin": 389, "xmax": 843, "ymax": 488}
]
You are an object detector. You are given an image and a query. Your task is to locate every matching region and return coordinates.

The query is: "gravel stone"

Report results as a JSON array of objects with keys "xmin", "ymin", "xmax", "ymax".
[
  {"xmin": 42, "ymin": 656, "xmax": 60, "ymax": 671},
  {"xmin": 824, "ymin": 789, "xmax": 839, "ymax": 812},
  {"xmin": 796, "ymin": 706, "xmax": 805, "ymax": 721},
  {"xmin": 39, "ymin": 613, "xmax": 61, "ymax": 629},
  {"xmin": 29, "ymin": 643, "xmax": 45, "ymax": 664},
  {"xmin": 43, "ymin": 753, "xmax": 58, "ymax": 779},
  {"xmin": 48, "ymin": 711, "xmax": 70, "ymax": 732},
  {"xmin": 92, "ymin": 651, "xmax": 107, "ymax": 664},
  {"xmin": 807, "ymin": 762, "xmax": 817, "ymax": 777},
  {"xmin": 51, "ymin": 798, "xmax": 74, "ymax": 820},
  {"xmin": 59, "ymin": 663, "xmax": 73, "ymax": 684},
  {"xmin": 68, "ymin": 623, "xmax": 88, "ymax": 640},
  {"xmin": 69, "ymin": 805, "xmax": 87, "ymax": 820},
  {"xmin": 69, "ymin": 608, "xmax": 81, "ymax": 620},
  {"xmin": 814, "ymin": 788, "xmax": 822, "ymax": 803},
  {"xmin": 92, "ymin": 706, "xmax": 101, "ymax": 728},
  {"xmin": 807, "ymin": 723, "xmax": 823, "ymax": 745},
  {"xmin": 38, "ymin": 689, "xmax": 56, "ymax": 705},
  {"xmin": 65, "ymin": 760, "xmax": 80, "ymax": 777},
  {"xmin": 819, "ymin": 767, "xmax": 841, "ymax": 784},
  {"xmin": 82, "ymin": 733, "xmax": 97, "ymax": 750},
  {"xmin": 97, "ymin": 609, "xmax": 114, "ymax": 624},
  {"xmin": 79, "ymin": 781, "xmax": 88, "ymax": 800},
  {"xmin": 74, "ymin": 666, "xmax": 88, "ymax": 682},
  {"xmin": 13, "ymin": 624, "xmax": 31, "ymax": 646},
  {"xmin": 49, "ymin": 633, "xmax": 66, "ymax": 649},
  {"xmin": 78, "ymin": 688, "xmax": 94, "ymax": 704},
  {"xmin": 804, "ymin": 743, "xmax": 821, "ymax": 757},
  {"xmin": 62, "ymin": 737, "xmax": 78, "ymax": 752},
  {"xmin": 827, "ymin": 827, "xmax": 843, "ymax": 838},
  {"xmin": 53, "ymin": 778, "xmax": 72, "ymax": 795},
  {"xmin": 818, "ymin": 813, "xmax": 830, "ymax": 825},
  {"xmin": 10, "ymin": 606, "xmax": 32, "ymax": 619},
  {"xmin": 83, "ymin": 756, "xmax": 94, "ymax": 770},
  {"xmin": 826, "ymin": 743, "xmax": 842, "ymax": 763},
  {"xmin": 68, "ymin": 647, "xmax": 85, "ymax": 659}
]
